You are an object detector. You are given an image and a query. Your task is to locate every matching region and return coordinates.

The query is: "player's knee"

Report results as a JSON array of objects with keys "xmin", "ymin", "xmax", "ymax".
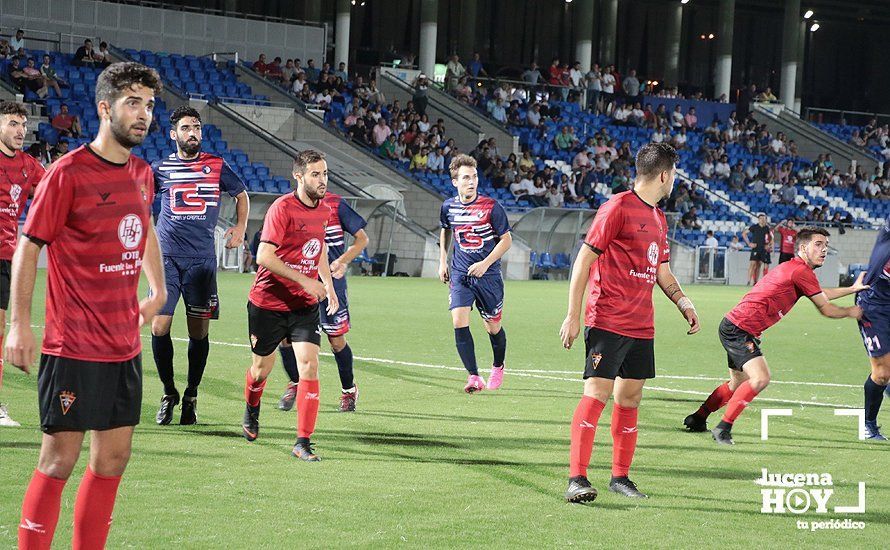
[
  {"xmin": 37, "ymin": 454, "xmax": 78, "ymax": 480},
  {"xmin": 749, "ymin": 374, "xmax": 770, "ymax": 392},
  {"xmin": 92, "ymin": 449, "xmax": 131, "ymax": 477},
  {"xmin": 328, "ymin": 336, "xmax": 347, "ymax": 353},
  {"xmin": 871, "ymin": 365, "xmax": 890, "ymax": 386},
  {"xmin": 614, "ymin": 394, "xmax": 641, "ymax": 408}
]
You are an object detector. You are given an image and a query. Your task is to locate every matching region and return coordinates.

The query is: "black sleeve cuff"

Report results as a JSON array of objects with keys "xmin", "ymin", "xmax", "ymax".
[
  {"xmin": 585, "ymin": 243, "xmax": 603, "ymax": 254},
  {"xmin": 23, "ymin": 233, "xmax": 48, "ymax": 247}
]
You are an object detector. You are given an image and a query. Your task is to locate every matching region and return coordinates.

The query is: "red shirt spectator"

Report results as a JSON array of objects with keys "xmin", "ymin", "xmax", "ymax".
[
  {"xmin": 253, "ymin": 53, "xmax": 269, "ymax": 75},
  {"xmin": 51, "ymin": 104, "xmax": 80, "ymax": 137}
]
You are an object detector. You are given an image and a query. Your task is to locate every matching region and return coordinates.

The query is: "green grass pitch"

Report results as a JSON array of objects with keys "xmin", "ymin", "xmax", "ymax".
[{"xmin": 1, "ymin": 272, "xmax": 887, "ymax": 547}]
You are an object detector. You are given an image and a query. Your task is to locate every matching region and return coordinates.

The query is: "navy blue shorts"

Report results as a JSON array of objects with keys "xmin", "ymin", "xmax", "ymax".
[
  {"xmin": 858, "ymin": 302, "xmax": 889, "ymax": 358},
  {"xmin": 448, "ymin": 273, "xmax": 504, "ymax": 322},
  {"xmin": 159, "ymin": 256, "xmax": 219, "ymax": 319},
  {"xmin": 319, "ymin": 277, "xmax": 350, "ymax": 336}
]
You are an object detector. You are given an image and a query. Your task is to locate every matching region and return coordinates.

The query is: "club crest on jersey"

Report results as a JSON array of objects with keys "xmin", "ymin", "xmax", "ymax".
[
  {"xmin": 302, "ymin": 238, "xmax": 322, "ymax": 259},
  {"xmin": 647, "ymin": 242, "xmax": 659, "ymax": 266},
  {"xmin": 590, "ymin": 352, "xmax": 602, "ymax": 370},
  {"xmin": 118, "ymin": 214, "xmax": 144, "ymax": 250},
  {"xmin": 59, "ymin": 391, "xmax": 76, "ymax": 415},
  {"xmin": 202, "ymin": 166, "xmax": 212, "ymax": 174},
  {"xmin": 9, "ymin": 184, "xmax": 21, "ymax": 204}
]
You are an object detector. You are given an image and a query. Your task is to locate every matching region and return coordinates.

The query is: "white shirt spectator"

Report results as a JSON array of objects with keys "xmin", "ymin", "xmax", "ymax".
[
  {"xmin": 572, "ymin": 151, "xmax": 591, "ymax": 170},
  {"xmin": 700, "ymin": 162, "xmax": 715, "ymax": 178},
  {"xmin": 651, "ymin": 129, "xmax": 665, "ymax": 143},
  {"xmin": 671, "ymin": 110, "xmax": 685, "ymax": 128},
  {"xmin": 705, "ymin": 235, "xmax": 719, "ymax": 248},
  {"xmin": 10, "ymin": 35, "xmax": 25, "ymax": 51},
  {"xmin": 673, "ymin": 132, "xmax": 687, "ymax": 147},
  {"xmin": 729, "ymin": 240, "xmax": 744, "ymax": 251},
  {"xmin": 770, "ymin": 138, "xmax": 785, "ymax": 154},
  {"xmin": 745, "ymin": 165, "xmax": 759, "ymax": 179},
  {"xmin": 613, "ymin": 107, "xmax": 629, "ymax": 123},
  {"xmin": 601, "ymin": 73, "xmax": 615, "ymax": 94},
  {"xmin": 868, "ymin": 181, "xmax": 881, "ymax": 197},
  {"xmin": 526, "ymin": 109, "xmax": 541, "ymax": 127},
  {"xmin": 291, "ymin": 78, "xmax": 305, "ymax": 94},
  {"xmin": 548, "ymin": 188, "xmax": 565, "ymax": 207},
  {"xmin": 715, "ymin": 161, "xmax": 731, "ymax": 179},
  {"xmin": 569, "ymin": 67, "xmax": 584, "ymax": 88},
  {"xmin": 428, "ymin": 152, "xmax": 445, "ymax": 172}
]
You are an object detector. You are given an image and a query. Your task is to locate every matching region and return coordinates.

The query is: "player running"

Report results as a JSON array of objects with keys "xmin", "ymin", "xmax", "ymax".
[
  {"xmin": 743, "ymin": 213, "xmax": 772, "ymax": 284},
  {"xmin": 0, "ymin": 102, "xmax": 45, "ymax": 427},
  {"xmin": 8, "ymin": 63, "xmax": 166, "ymax": 550},
  {"xmin": 151, "ymin": 106, "xmax": 249, "ymax": 426},
  {"xmin": 277, "ymin": 191, "xmax": 369, "ymax": 412},
  {"xmin": 856, "ymin": 218, "xmax": 890, "ymax": 440},
  {"xmin": 684, "ymin": 227, "xmax": 865, "ymax": 445},
  {"xmin": 561, "ymin": 143, "xmax": 700, "ymax": 503},
  {"xmin": 438, "ymin": 154, "xmax": 512, "ymax": 393},
  {"xmin": 774, "ymin": 218, "xmax": 797, "ymax": 264},
  {"xmin": 241, "ymin": 149, "xmax": 338, "ymax": 462}
]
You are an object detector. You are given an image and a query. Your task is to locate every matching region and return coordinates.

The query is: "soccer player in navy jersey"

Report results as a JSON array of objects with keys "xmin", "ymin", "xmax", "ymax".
[
  {"xmin": 855, "ymin": 218, "xmax": 890, "ymax": 440},
  {"xmin": 7, "ymin": 62, "xmax": 167, "ymax": 550},
  {"xmin": 0, "ymin": 101, "xmax": 45, "ymax": 428},
  {"xmin": 561, "ymin": 143, "xmax": 700, "ymax": 503},
  {"xmin": 277, "ymin": 191, "xmax": 369, "ymax": 412},
  {"xmin": 685, "ymin": 227, "xmax": 866, "ymax": 445},
  {"xmin": 439, "ymin": 154, "xmax": 512, "ymax": 393},
  {"xmin": 150, "ymin": 106, "xmax": 249, "ymax": 426}
]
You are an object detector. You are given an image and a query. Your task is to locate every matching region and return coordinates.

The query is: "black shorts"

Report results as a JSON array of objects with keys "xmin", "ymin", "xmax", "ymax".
[
  {"xmin": 719, "ymin": 317, "xmax": 763, "ymax": 371},
  {"xmin": 778, "ymin": 252, "xmax": 794, "ymax": 264},
  {"xmin": 37, "ymin": 354, "xmax": 142, "ymax": 433},
  {"xmin": 247, "ymin": 301, "xmax": 321, "ymax": 356},
  {"xmin": 583, "ymin": 327, "xmax": 655, "ymax": 380},
  {"xmin": 0, "ymin": 259, "xmax": 10, "ymax": 310},
  {"xmin": 749, "ymin": 249, "xmax": 771, "ymax": 264}
]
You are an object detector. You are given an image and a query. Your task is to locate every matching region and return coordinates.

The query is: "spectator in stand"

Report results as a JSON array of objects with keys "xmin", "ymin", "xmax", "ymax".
[
  {"xmin": 569, "ymin": 61, "xmax": 584, "ymax": 93},
  {"xmin": 612, "ymin": 103, "xmax": 630, "ymax": 125},
  {"xmin": 521, "ymin": 62, "xmax": 541, "ymax": 89},
  {"xmin": 10, "ymin": 29, "xmax": 25, "ymax": 52},
  {"xmin": 681, "ymin": 206, "xmax": 703, "ymax": 229},
  {"xmin": 548, "ymin": 184, "xmax": 565, "ymax": 207},
  {"xmin": 0, "ymin": 37, "xmax": 11, "ymax": 60},
  {"xmin": 445, "ymin": 54, "xmax": 465, "ymax": 91},
  {"xmin": 770, "ymin": 132, "xmax": 787, "ymax": 155},
  {"xmin": 39, "ymin": 54, "xmax": 65, "ymax": 96},
  {"xmin": 779, "ymin": 180, "xmax": 797, "ymax": 204},
  {"xmin": 51, "ymin": 138, "xmax": 69, "ymax": 160},
  {"xmin": 290, "ymin": 72, "xmax": 306, "ymax": 95},
  {"xmin": 622, "ymin": 69, "xmax": 640, "ymax": 100},
  {"xmin": 371, "ymin": 117, "xmax": 392, "ymax": 147},
  {"xmin": 28, "ymin": 140, "xmax": 53, "ymax": 165},
  {"xmin": 281, "ymin": 59, "xmax": 296, "ymax": 83},
  {"xmin": 348, "ymin": 117, "xmax": 370, "ymax": 146},
  {"xmin": 333, "ymin": 61, "xmax": 348, "ymax": 81},
  {"xmin": 428, "ymin": 146, "xmax": 446, "ymax": 174},
  {"xmin": 526, "ymin": 102, "xmax": 542, "ymax": 127},
  {"xmin": 466, "ymin": 52, "xmax": 488, "ymax": 82},
  {"xmin": 729, "ymin": 235, "xmax": 744, "ymax": 251},
  {"xmin": 7, "ymin": 57, "xmax": 41, "ymax": 97},
  {"xmin": 715, "ymin": 154, "xmax": 731, "ymax": 179},
  {"xmin": 252, "ymin": 53, "xmax": 269, "ymax": 76},
  {"xmin": 73, "ymin": 39, "xmax": 98, "ymax": 67},
  {"xmin": 671, "ymin": 104, "xmax": 685, "ymax": 128},
  {"xmin": 585, "ymin": 63, "xmax": 602, "ymax": 112},
  {"xmin": 304, "ymin": 59, "xmax": 320, "ymax": 82},
  {"xmin": 672, "ymin": 127, "xmax": 688, "ymax": 150},
  {"xmin": 572, "ymin": 149, "xmax": 592, "ymax": 172},
  {"xmin": 757, "ymin": 87, "xmax": 777, "ymax": 101},
  {"xmin": 554, "ymin": 126, "xmax": 577, "ymax": 151},
  {"xmin": 699, "ymin": 155, "xmax": 715, "ymax": 179},
  {"xmin": 266, "ymin": 56, "xmax": 284, "ymax": 83},
  {"xmin": 600, "ymin": 65, "xmax": 616, "ymax": 111},
  {"xmin": 51, "ymin": 103, "xmax": 82, "ymax": 138},
  {"xmin": 21, "ymin": 57, "xmax": 48, "ymax": 98},
  {"xmin": 684, "ymin": 107, "xmax": 698, "ymax": 129},
  {"xmin": 729, "ymin": 162, "xmax": 746, "ymax": 190},
  {"xmin": 95, "ymin": 42, "xmax": 111, "ymax": 67},
  {"xmin": 527, "ymin": 176, "xmax": 549, "ymax": 206},
  {"xmin": 412, "ymin": 73, "xmax": 430, "ymax": 116},
  {"xmin": 410, "ymin": 146, "xmax": 429, "ymax": 172},
  {"xmin": 490, "ymin": 97, "xmax": 507, "ymax": 123}
]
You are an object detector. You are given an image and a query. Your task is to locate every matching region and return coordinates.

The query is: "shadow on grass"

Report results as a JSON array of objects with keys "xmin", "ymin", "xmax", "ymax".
[{"xmin": 358, "ymin": 409, "xmax": 567, "ymax": 427}]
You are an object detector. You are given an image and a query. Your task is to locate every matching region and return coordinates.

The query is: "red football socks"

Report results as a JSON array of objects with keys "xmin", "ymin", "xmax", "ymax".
[
  {"xmin": 568, "ymin": 396, "xmax": 606, "ymax": 478},
  {"xmin": 19, "ymin": 469, "xmax": 66, "ymax": 550},
  {"xmin": 72, "ymin": 467, "xmax": 121, "ymax": 550},
  {"xmin": 721, "ymin": 381, "xmax": 760, "ymax": 424},
  {"xmin": 697, "ymin": 381, "xmax": 734, "ymax": 418},
  {"xmin": 611, "ymin": 404, "xmax": 639, "ymax": 478},
  {"xmin": 297, "ymin": 379, "xmax": 320, "ymax": 439},
  {"xmin": 244, "ymin": 370, "xmax": 267, "ymax": 407}
]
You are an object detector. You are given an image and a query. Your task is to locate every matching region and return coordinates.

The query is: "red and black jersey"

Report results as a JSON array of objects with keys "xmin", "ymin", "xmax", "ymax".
[
  {"xmin": 0, "ymin": 150, "xmax": 44, "ymax": 260},
  {"xmin": 584, "ymin": 191, "xmax": 670, "ymax": 339},
  {"xmin": 248, "ymin": 192, "xmax": 330, "ymax": 311},
  {"xmin": 23, "ymin": 145, "xmax": 154, "ymax": 362}
]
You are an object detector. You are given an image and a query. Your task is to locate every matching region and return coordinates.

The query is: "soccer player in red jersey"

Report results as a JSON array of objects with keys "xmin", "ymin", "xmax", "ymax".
[
  {"xmin": 6, "ymin": 63, "xmax": 167, "ymax": 550},
  {"xmin": 774, "ymin": 217, "xmax": 797, "ymax": 264},
  {"xmin": 560, "ymin": 143, "xmax": 700, "ymax": 503},
  {"xmin": 0, "ymin": 102, "xmax": 45, "ymax": 428},
  {"xmin": 684, "ymin": 227, "xmax": 866, "ymax": 445},
  {"xmin": 241, "ymin": 149, "xmax": 338, "ymax": 462}
]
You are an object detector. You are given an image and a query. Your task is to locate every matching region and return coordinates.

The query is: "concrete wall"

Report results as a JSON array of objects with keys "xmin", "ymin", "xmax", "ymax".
[{"xmin": 0, "ymin": 0, "xmax": 324, "ymax": 61}]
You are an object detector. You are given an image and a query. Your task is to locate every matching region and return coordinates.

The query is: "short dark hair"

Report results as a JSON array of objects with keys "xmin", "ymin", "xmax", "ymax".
[
  {"xmin": 0, "ymin": 101, "xmax": 28, "ymax": 118},
  {"xmin": 635, "ymin": 142, "xmax": 678, "ymax": 177},
  {"xmin": 99, "ymin": 41, "xmax": 107, "ymax": 48},
  {"xmin": 170, "ymin": 106, "xmax": 201, "ymax": 128},
  {"xmin": 95, "ymin": 62, "xmax": 163, "ymax": 106},
  {"xmin": 293, "ymin": 149, "xmax": 326, "ymax": 175},
  {"xmin": 795, "ymin": 227, "xmax": 830, "ymax": 250}
]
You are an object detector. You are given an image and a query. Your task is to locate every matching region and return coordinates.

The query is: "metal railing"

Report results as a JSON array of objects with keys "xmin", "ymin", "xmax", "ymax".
[
  {"xmin": 695, "ymin": 245, "xmax": 727, "ymax": 283},
  {"xmin": 2, "ymin": 29, "xmax": 99, "ymax": 55},
  {"xmin": 380, "ymin": 71, "xmax": 484, "ymax": 138}
]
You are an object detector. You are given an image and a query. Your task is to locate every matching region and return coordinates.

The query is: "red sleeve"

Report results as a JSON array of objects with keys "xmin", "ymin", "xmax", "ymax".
[
  {"xmin": 260, "ymin": 200, "xmax": 289, "ymax": 247},
  {"xmin": 22, "ymin": 162, "xmax": 74, "ymax": 244},
  {"xmin": 584, "ymin": 199, "xmax": 622, "ymax": 254},
  {"xmin": 793, "ymin": 265, "xmax": 823, "ymax": 297},
  {"xmin": 659, "ymin": 211, "xmax": 671, "ymax": 263}
]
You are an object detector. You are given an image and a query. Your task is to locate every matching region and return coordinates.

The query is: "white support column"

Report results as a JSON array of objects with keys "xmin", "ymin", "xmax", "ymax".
[
  {"xmin": 335, "ymin": 0, "xmax": 351, "ymax": 72},
  {"xmin": 664, "ymin": 2, "xmax": 683, "ymax": 88},
  {"xmin": 419, "ymin": 0, "xmax": 438, "ymax": 77},
  {"xmin": 780, "ymin": 0, "xmax": 801, "ymax": 110},
  {"xmin": 794, "ymin": 19, "xmax": 805, "ymax": 113},
  {"xmin": 714, "ymin": 0, "xmax": 735, "ymax": 101},
  {"xmin": 600, "ymin": 0, "xmax": 618, "ymax": 66},
  {"xmin": 574, "ymin": 0, "xmax": 595, "ymax": 72}
]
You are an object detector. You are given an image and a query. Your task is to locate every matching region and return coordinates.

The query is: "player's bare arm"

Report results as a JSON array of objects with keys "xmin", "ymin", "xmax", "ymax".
[
  {"xmin": 560, "ymin": 244, "xmax": 599, "ymax": 349},
  {"xmin": 741, "ymin": 228, "xmax": 752, "ymax": 247},
  {"xmin": 4, "ymin": 236, "xmax": 41, "ymax": 373},
  {"xmin": 656, "ymin": 263, "xmax": 700, "ymax": 334},
  {"xmin": 224, "ymin": 190, "xmax": 250, "ymax": 249},
  {"xmin": 467, "ymin": 231, "xmax": 512, "ymax": 278},
  {"xmin": 438, "ymin": 228, "xmax": 451, "ymax": 283},
  {"xmin": 822, "ymin": 271, "xmax": 870, "ymax": 300},
  {"xmin": 139, "ymin": 223, "xmax": 167, "ymax": 327},
  {"xmin": 256, "ymin": 241, "xmax": 326, "ymax": 301},
  {"xmin": 317, "ymin": 242, "xmax": 339, "ymax": 315},
  {"xmin": 331, "ymin": 228, "xmax": 369, "ymax": 279},
  {"xmin": 809, "ymin": 292, "xmax": 862, "ymax": 319}
]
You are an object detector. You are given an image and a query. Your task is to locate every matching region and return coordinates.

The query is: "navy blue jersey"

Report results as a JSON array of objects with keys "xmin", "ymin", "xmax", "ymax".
[
  {"xmin": 152, "ymin": 152, "xmax": 246, "ymax": 258},
  {"xmin": 440, "ymin": 194, "xmax": 510, "ymax": 276},
  {"xmin": 858, "ymin": 217, "xmax": 890, "ymax": 308},
  {"xmin": 322, "ymin": 193, "xmax": 367, "ymax": 263}
]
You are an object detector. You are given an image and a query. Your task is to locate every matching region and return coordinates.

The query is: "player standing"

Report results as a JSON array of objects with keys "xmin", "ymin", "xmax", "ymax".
[
  {"xmin": 684, "ymin": 228, "xmax": 865, "ymax": 444},
  {"xmin": 241, "ymin": 149, "xmax": 338, "ymax": 461},
  {"xmin": 8, "ymin": 63, "xmax": 166, "ymax": 549},
  {"xmin": 438, "ymin": 154, "xmax": 512, "ymax": 393},
  {"xmin": 742, "ymin": 213, "xmax": 771, "ymax": 284},
  {"xmin": 561, "ymin": 143, "xmax": 700, "ymax": 503},
  {"xmin": 0, "ymin": 102, "xmax": 45, "ymax": 427},
  {"xmin": 856, "ymin": 218, "xmax": 890, "ymax": 440},
  {"xmin": 774, "ymin": 217, "xmax": 797, "ymax": 264},
  {"xmin": 277, "ymin": 191, "xmax": 369, "ymax": 412},
  {"xmin": 151, "ymin": 106, "xmax": 249, "ymax": 425}
]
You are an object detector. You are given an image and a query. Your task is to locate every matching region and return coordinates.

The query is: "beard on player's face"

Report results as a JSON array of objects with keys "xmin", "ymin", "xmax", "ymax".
[{"xmin": 177, "ymin": 135, "xmax": 201, "ymax": 156}]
